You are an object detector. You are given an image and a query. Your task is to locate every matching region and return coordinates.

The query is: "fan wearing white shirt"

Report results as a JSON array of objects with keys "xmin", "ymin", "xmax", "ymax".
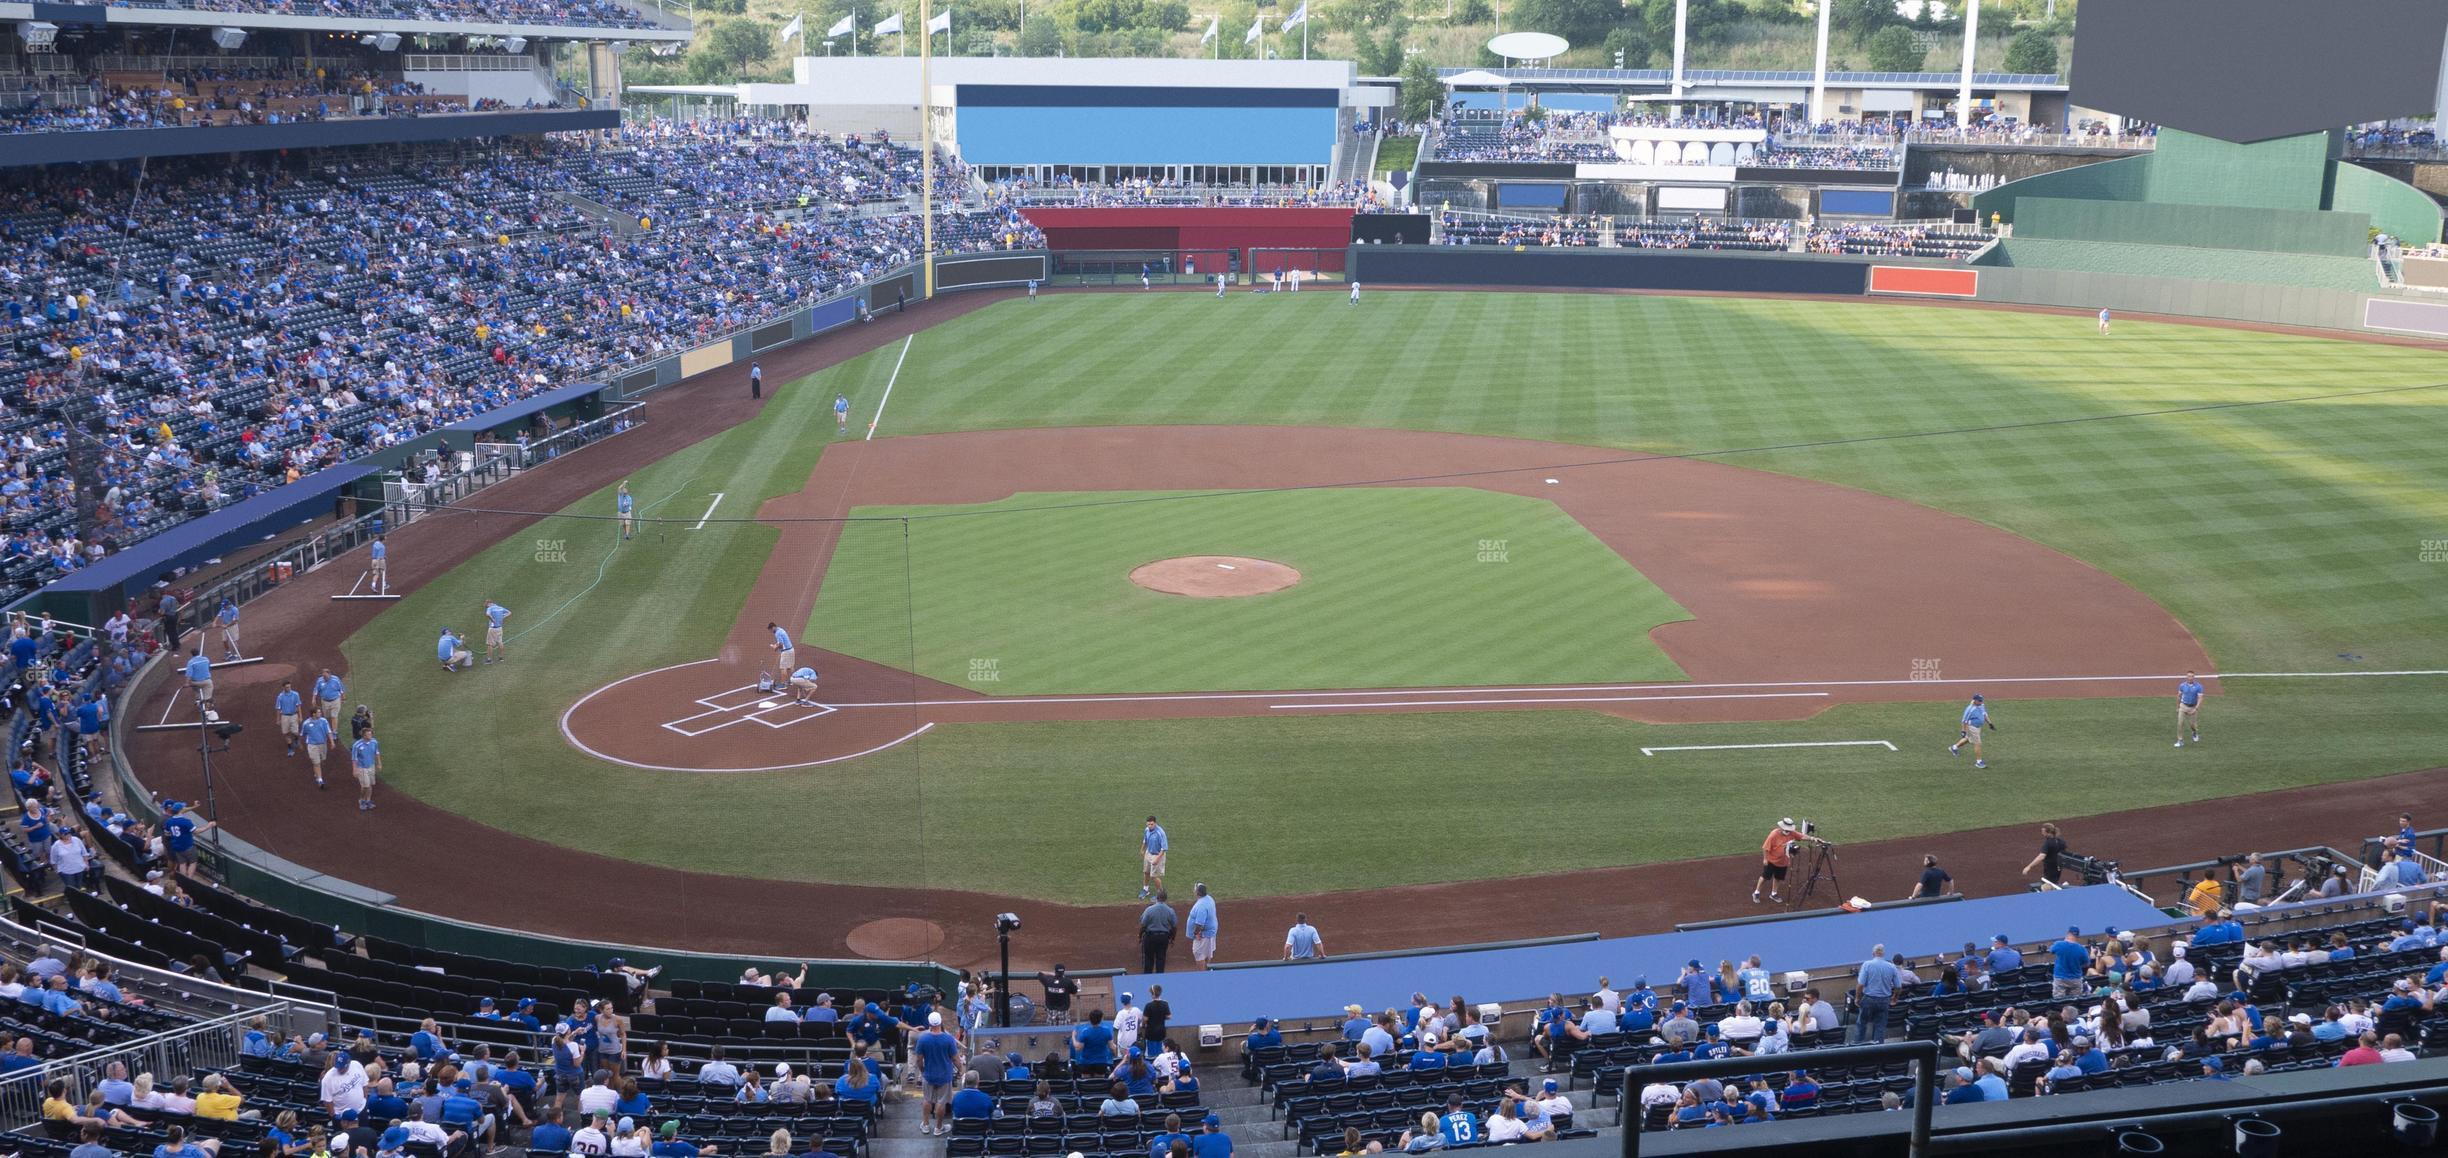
[
  {"xmin": 1639, "ymin": 1081, "xmax": 1680, "ymax": 1112},
  {"xmin": 1717, "ymin": 1003, "xmax": 1764, "ymax": 1046},
  {"xmin": 1592, "ymin": 978, "xmax": 1621, "ymax": 1014},
  {"xmin": 2002, "ymin": 1029, "xmax": 2054, "ymax": 1070},
  {"xmin": 1483, "ymin": 1103, "xmax": 1527, "ymax": 1143}
]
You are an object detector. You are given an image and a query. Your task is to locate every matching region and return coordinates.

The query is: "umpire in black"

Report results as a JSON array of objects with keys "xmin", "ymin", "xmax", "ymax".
[{"xmin": 1138, "ymin": 890, "xmax": 1178, "ymax": 975}]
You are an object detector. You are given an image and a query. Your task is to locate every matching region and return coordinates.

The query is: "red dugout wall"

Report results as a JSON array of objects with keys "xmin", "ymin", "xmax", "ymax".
[{"xmin": 1018, "ymin": 207, "xmax": 1358, "ymax": 271}]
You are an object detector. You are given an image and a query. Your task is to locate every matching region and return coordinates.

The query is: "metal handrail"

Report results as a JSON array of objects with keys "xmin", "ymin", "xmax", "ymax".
[{"xmin": 0, "ymin": 1003, "xmax": 299, "ymax": 1131}]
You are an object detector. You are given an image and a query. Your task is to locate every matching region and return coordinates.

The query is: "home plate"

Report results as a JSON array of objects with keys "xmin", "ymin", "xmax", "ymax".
[{"xmin": 759, "ymin": 700, "xmax": 780, "ymax": 708}]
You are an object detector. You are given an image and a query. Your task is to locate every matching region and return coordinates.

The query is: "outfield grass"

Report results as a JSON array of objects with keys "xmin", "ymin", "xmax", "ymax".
[
  {"xmin": 807, "ymin": 488, "xmax": 1687, "ymax": 694},
  {"xmin": 341, "ymin": 292, "xmax": 2448, "ymax": 903}
]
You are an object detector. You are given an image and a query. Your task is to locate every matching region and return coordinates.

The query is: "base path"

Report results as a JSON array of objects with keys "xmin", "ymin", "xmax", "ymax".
[{"xmin": 562, "ymin": 424, "xmax": 2212, "ymax": 772}]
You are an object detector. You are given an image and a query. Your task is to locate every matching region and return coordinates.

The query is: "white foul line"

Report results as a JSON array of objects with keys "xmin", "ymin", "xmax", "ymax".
[
  {"xmin": 1272, "ymin": 692, "xmax": 1831, "ymax": 711},
  {"xmin": 690, "ymin": 493, "xmax": 727, "ymax": 530},
  {"xmin": 1641, "ymin": 740, "xmax": 1898, "ymax": 756},
  {"xmin": 865, "ymin": 335, "xmax": 914, "ymax": 442},
  {"xmin": 808, "ymin": 668, "xmax": 2448, "ymax": 712}
]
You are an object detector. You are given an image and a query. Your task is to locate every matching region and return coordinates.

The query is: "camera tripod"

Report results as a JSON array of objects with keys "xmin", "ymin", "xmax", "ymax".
[{"xmin": 1789, "ymin": 839, "xmax": 1841, "ymax": 910}]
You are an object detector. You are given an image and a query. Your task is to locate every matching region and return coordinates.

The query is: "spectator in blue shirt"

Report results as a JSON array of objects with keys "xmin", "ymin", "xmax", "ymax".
[
  {"xmin": 948, "ymin": 1075, "xmax": 996, "ymax": 1121},
  {"xmin": 1071, "ymin": 1009, "xmax": 1116, "ymax": 1068},
  {"xmin": 1190, "ymin": 1115, "xmax": 1232, "ymax": 1158},
  {"xmin": 833, "ymin": 1058, "xmax": 881, "ymax": 1106},
  {"xmin": 2050, "ymin": 927, "xmax": 2092, "ymax": 998},
  {"xmin": 1240, "ymin": 1018, "xmax": 1283, "ymax": 1080},
  {"xmin": 1855, "ymin": 946, "xmax": 1900, "ymax": 1042},
  {"xmin": 531, "ymin": 1108, "xmax": 573, "ymax": 1152}
]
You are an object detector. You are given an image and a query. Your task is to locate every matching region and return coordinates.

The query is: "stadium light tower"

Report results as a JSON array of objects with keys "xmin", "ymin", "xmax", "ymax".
[{"xmin": 1957, "ymin": 0, "xmax": 1979, "ymax": 128}]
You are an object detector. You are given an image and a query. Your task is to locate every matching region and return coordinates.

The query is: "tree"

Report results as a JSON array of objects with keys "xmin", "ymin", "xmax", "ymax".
[
  {"xmin": 2002, "ymin": 26, "xmax": 2058, "ymax": 73},
  {"xmin": 1398, "ymin": 53, "xmax": 1440, "ymax": 121},
  {"xmin": 1832, "ymin": 0, "xmax": 1897, "ymax": 33},
  {"xmin": 1600, "ymin": 23, "xmax": 1651, "ymax": 67},
  {"xmin": 1017, "ymin": 13, "xmax": 1063, "ymax": 52},
  {"xmin": 696, "ymin": 18, "xmax": 777, "ymax": 80},
  {"xmin": 1863, "ymin": 23, "xmax": 1923, "ymax": 70},
  {"xmin": 1510, "ymin": 0, "xmax": 1619, "ymax": 44},
  {"xmin": 1640, "ymin": 0, "xmax": 1732, "ymax": 49}
]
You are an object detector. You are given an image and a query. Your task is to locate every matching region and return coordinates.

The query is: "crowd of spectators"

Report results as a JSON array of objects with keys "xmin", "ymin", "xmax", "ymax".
[
  {"xmin": 103, "ymin": 0, "xmax": 661, "ymax": 30},
  {"xmin": 985, "ymin": 176, "xmax": 1385, "ymax": 210},
  {"xmin": 0, "ymin": 63, "xmax": 517, "ymax": 135},
  {"xmin": 0, "ymin": 120, "xmax": 1038, "ymax": 601},
  {"xmin": 1802, "ymin": 221, "xmax": 1986, "ymax": 260},
  {"xmin": 1427, "ymin": 211, "xmax": 1977, "ymax": 259}
]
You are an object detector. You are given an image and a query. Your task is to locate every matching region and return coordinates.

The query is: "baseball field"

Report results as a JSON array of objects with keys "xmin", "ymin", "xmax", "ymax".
[{"xmin": 288, "ymin": 289, "xmax": 2448, "ymax": 913}]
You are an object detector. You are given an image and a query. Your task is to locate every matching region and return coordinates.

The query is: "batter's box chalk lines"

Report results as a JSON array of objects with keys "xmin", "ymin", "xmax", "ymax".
[{"xmin": 1640, "ymin": 740, "xmax": 1899, "ymax": 756}]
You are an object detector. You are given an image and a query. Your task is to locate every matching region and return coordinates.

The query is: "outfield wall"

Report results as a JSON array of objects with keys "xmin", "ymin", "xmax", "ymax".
[
  {"xmin": 1346, "ymin": 245, "xmax": 1876, "ymax": 294},
  {"xmin": 1971, "ymin": 263, "xmax": 2377, "ymax": 330}
]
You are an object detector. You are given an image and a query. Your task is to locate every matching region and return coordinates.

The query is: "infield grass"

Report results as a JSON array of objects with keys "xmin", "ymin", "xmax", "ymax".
[
  {"xmin": 341, "ymin": 292, "xmax": 2448, "ymax": 902},
  {"xmin": 808, "ymin": 488, "xmax": 1688, "ymax": 694}
]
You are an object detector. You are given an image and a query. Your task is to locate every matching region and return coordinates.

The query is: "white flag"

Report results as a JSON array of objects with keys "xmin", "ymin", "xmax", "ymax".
[
  {"xmin": 926, "ymin": 8, "xmax": 950, "ymax": 32},
  {"xmin": 1244, "ymin": 12, "xmax": 1262, "ymax": 42},
  {"xmin": 873, "ymin": 11, "xmax": 902, "ymax": 34},
  {"xmin": 1279, "ymin": 1, "xmax": 1304, "ymax": 30},
  {"xmin": 778, "ymin": 12, "xmax": 804, "ymax": 39},
  {"xmin": 1199, "ymin": 13, "xmax": 1216, "ymax": 41},
  {"xmin": 826, "ymin": 12, "xmax": 855, "ymax": 35}
]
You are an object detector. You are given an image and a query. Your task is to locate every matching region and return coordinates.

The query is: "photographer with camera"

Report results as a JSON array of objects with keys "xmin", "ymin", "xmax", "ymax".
[{"xmin": 1754, "ymin": 819, "xmax": 1801, "ymax": 904}]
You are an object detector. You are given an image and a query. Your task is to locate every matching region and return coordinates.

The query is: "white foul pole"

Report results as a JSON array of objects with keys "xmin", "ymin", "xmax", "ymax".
[
  {"xmin": 1671, "ymin": 0, "xmax": 1687, "ymax": 113},
  {"xmin": 1958, "ymin": 0, "xmax": 1979, "ymax": 128},
  {"xmin": 1810, "ymin": 0, "xmax": 1830, "ymax": 124}
]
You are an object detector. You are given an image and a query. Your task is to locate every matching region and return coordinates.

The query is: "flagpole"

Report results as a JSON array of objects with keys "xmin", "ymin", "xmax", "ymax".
[{"xmin": 1301, "ymin": 5, "xmax": 1307, "ymax": 59}]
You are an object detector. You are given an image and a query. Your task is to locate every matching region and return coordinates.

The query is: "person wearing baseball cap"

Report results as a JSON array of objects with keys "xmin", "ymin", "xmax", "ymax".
[
  {"xmin": 1191, "ymin": 1113, "xmax": 1231, "ymax": 1158},
  {"xmin": 914, "ymin": 1009, "xmax": 962, "ymax": 1135},
  {"xmin": 653, "ymin": 1120, "xmax": 714, "ymax": 1158},
  {"xmin": 1754, "ymin": 819, "xmax": 1798, "ymax": 904},
  {"xmin": 1949, "ymin": 693, "xmax": 1994, "ymax": 768}
]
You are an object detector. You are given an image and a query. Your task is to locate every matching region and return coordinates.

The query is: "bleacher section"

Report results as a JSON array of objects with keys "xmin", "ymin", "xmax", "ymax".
[{"xmin": 0, "ymin": 122, "xmax": 1040, "ymax": 605}]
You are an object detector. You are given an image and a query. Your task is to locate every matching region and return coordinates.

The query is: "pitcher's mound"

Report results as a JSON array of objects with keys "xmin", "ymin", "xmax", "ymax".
[
  {"xmin": 1130, "ymin": 556, "xmax": 1302, "ymax": 598},
  {"xmin": 845, "ymin": 917, "xmax": 946, "ymax": 959}
]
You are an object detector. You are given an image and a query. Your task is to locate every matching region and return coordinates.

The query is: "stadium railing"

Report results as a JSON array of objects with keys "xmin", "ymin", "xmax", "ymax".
[{"xmin": 0, "ymin": 1003, "xmax": 313, "ymax": 1131}]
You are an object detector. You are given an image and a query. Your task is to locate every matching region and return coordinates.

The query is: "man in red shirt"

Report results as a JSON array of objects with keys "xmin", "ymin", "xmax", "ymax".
[
  {"xmin": 2337, "ymin": 1032, "xmax": 2385, "ymax": 1066},
  {"xmin": 1753, "ymin": 819, "xmax": 1798, "ymax": 904}
]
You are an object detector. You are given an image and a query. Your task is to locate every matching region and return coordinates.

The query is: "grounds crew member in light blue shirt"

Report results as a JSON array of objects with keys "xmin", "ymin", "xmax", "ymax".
[
  {"xmin": 483, "ymin": 600, "xmax": 510, "ymax": 663},
  {"xmin": 184, "ymin": 649, "xmax": 216, "ymax": 710},
  {"xmin": 1188, "ymin": 883, "xmax": 1219, "ymax": 969},
  {"xmin": 439, "ymin": 628, "xmax": 473, "ymax": 672},
  {"xmin": 1141, "ymin": 817, "xmax": 1168, "ymax": 899},
  {"xmin": 1948, "ymin": 694, "xmax": 1993, "ymax": 768},
  {"xmin": 314, "ymin": 669, "xmax": 346, "ymax": 727},
  {"xmin": 215, "ymin": 599, "xmax": 241, "ymax": 660},
  {"xmin": 370, "ymin": 535, "xmax": 388, "ymax": 593},
  {"xmin": 768, "ymin": 623, "xmax": 794, "ymax": 672},
  {"xmin": 351, "ymin": 730, "xmax": 382, "ymax": 811},
  {"xmin": 616, "ymin": 484, "xmax": 634, "ymax": 541},
  {"xmin": 2175, "ymin": 671, "xmax": 2204, "ymax": 747},
  {"xmin": 787, "ymin": 666, "xmax": 820, "ymax": 705},
  {"xmin": 274, "ymin": 681, "xmax": 303, "ymax": 755},
  {"xmin": 1283, "ymin": 915, "xmax": 1323, "ymax": 961},
  {"xmin": 301, "ymin": 712, "xmax": 334, "ymax": 789}
]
